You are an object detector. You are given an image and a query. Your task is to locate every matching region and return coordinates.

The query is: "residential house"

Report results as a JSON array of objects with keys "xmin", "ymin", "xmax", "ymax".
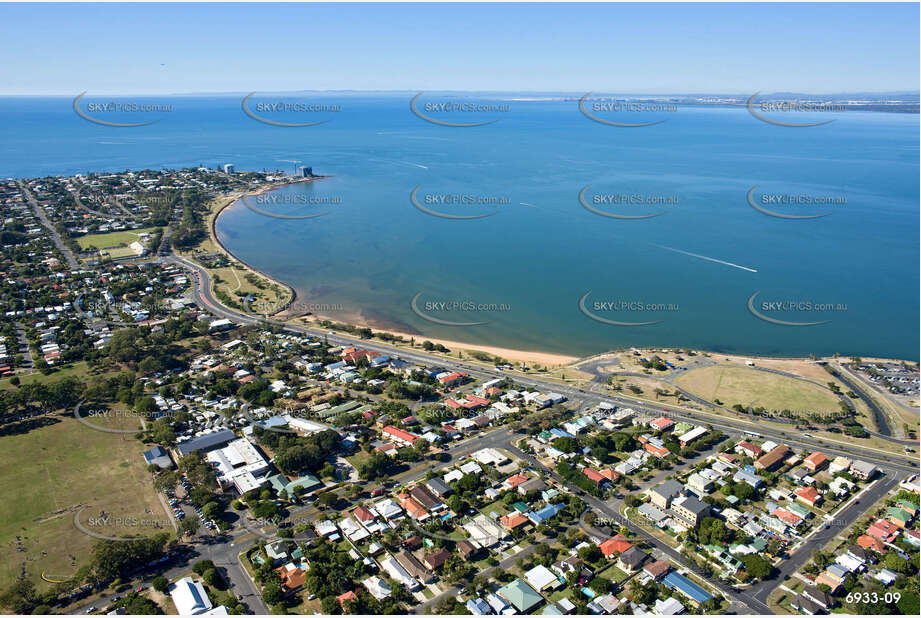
[
  {"xmin": 851, "ymin": 460, "xmax": 877, "ymax": 480},
  {"xmin": 755, "ymin": 445, "xmax": 791, "ymax": 471},
  {"xmin": 803, "ymin": 452, "xmax": 828, "ymax": 473},
  {"xmin": 617, "ymin": 546, "xmax": 648, "ymax": 572}
]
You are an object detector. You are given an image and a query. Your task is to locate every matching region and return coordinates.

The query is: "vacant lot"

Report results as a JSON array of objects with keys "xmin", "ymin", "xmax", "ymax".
[
  {"xmin": 0, "ymin": 415, "xmax": 169, "ymax": 591},
  {"xmin": 674, "ymin": 365, "xmax": 841, "ymax": 413}
]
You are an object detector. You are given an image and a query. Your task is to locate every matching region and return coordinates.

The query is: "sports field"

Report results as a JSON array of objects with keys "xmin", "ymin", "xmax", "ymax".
[
  {"xmin": 0, "ymin": 415, "xmax": 170, "ymax": 591},
  {"xmin": 674, "ymin": 364, "xmax": 842, "ymax": 413},
  {"xmin": 76, "ymin": 227, "xmax": 159, "ymax": 251}
]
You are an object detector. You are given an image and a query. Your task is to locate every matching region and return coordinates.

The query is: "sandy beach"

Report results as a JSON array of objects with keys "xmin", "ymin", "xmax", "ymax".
[
  {"xmin": 210, "ymin": 184, "xmax": 917, "ymax": 371},
  {"xmin": 209, "ymin": 183, "xmax": 578, "ymax": 366}
]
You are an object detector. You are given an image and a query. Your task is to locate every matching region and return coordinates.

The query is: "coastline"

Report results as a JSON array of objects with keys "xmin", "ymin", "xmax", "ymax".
[
  {"xmin": 210, "ymin": 185, "xmax": 580, "ymax": 366},
  {"xmin": 210, "ymin": 184, "xmax": 918, "ymax": 368},
  {"xmin": 205, "ymin": 179, "xmax": 332, "ymax": 310}
]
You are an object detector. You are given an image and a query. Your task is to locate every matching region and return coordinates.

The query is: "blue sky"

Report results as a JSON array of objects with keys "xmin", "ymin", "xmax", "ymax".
[{"xmin": 1, "ymin": 2, "xmax": 917, "ymax": 94}]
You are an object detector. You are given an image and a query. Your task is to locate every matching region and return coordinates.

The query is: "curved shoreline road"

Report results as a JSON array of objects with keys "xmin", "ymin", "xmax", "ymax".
[
  {"xmin": 142, "ymin": 253, "xmax": 913, "ymax": 614},
  {"xmin": 168, "ymin": 253, "xmax": 916, "ymax": 472}
]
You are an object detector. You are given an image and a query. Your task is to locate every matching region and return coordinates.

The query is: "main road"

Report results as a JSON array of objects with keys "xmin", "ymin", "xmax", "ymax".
[
  {"xmin": 166, "ymin": 253, "xmax": 917, "ymax": 476},
  {"xmin": 160, "ymin": 252, "xmax": 916, "ymax": 614}
]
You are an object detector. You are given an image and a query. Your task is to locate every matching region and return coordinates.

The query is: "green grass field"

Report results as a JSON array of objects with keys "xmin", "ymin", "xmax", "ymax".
[
  {"xmin": 0, "ymin": 416, "xmax": 170, "ymax": 591},
  {"xmin": 0, "ymin": 361, "xmax": 91, "ymax": 391},
  {"xmin": 77, "ymin": 227, "xmax": 159, "ymax": 250},
  {"xmin": 674, "ymin": 365, "xmax": 842, "ymax": 413}
]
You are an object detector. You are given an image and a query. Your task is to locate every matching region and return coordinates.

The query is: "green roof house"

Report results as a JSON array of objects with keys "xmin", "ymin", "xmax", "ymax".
[{"xmin": 498, "ymin": 578, "xmax": 543, "ymax": 613}]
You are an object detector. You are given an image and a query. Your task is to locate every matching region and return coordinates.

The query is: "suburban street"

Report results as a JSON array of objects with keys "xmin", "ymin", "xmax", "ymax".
[
  {"xmin": 111, "ymin": 252, "xmax": 916, "ymax": 615},
  {"xmin": 18, "ymin": 181, "xmax": 79, "ymax": 270}
]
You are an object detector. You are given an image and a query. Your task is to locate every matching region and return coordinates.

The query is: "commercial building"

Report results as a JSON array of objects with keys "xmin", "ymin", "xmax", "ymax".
[{"xmin": 206, "ymin": 438, "xmax": 270, "ymax": 494}]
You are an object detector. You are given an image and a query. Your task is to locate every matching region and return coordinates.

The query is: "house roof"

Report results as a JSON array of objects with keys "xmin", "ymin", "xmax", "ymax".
[
  {"xmin": 644, "ymin": 559, "xmax": 671, "ymax": 578},
  {"xmin": 525, "ymin": 564, "xmax": 559, "ymax": 590},
  {"xmin": 663, "ymin": 571, "xmax": 713, "ymax": 604},
  {"xmin": 584, "ymin": 468, "xmax": 607, "ymax": 483},
  {"xmin": 353, "ymin": 506, "xmax": 375, "ymax": 522},
  {"xmin": 276, "ymin": 564, "xmax": 307, "ymax": 591},
  {"xmin": 805, "ymin": 452, "xmax": 827, "ymax": 467},
  {"xmin": 618, "ymin": 546, "xmax": 648, "ymax": 568},
  {"xmin": 424, "ymin": 547, "xmax": 452, "ymax": 569},
  {"xmin": 383, "ymin": 425, "xmax": 420, "ymax": 443},
  {"xmin": 505, "ymin": 473, "xmax": 529, "ymax": 488},
  {"xmin": 497, "ymin": 579, "xmax": 543, "ymax": 613},
  {"xmin": 501, "ymin": 512, "xmax": 529, "ymax": 530},
  {"xmin": 856, "ymin": 534, "xmax": 886, "ymax": 553},
  {"xmin": 600, "ymin": 535, "xmax": 633, "ymax": 557},
  {"xmin": 756, "ymin": 445, "xmax": 791, "ymax": 469},
  {"xmin": 868, "ymin": 519, "xmax": 898, "ymax": 539},
  {"xmin": 456, "ymin": 539, "xmax": 476, "ymax": 558},
  {"xmin": 400, "ymin": 497, "xmax": 427, "ymax": 519},
  {"xmin": 795, "ymin": 486, "xmax": 821, "ymax": 502},
  {"xmin": 169, "ymin": 577, "xmax": 213, "ymax": 615}
]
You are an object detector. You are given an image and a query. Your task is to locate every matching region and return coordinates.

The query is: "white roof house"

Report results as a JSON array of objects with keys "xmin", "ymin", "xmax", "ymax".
[
  {"xmin": 524, "ymin": 564, "xmax": 559, "ymax": 591},
  {"xmin": 169, "ymin": 577, "xmax": 213, "ymax": 615},
  {"xmin": 654, "ymin": 597, "xmax": 685, "ymax": 615},
  {"xmin": 380, "ymin": 556, "xmax": 419, "ymax": 591}
]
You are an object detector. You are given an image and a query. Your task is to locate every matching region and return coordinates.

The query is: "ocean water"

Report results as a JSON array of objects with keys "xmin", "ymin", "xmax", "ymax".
[{"xmin": 1, "ymin": 94, "xmax": 917, "ymax": 359}]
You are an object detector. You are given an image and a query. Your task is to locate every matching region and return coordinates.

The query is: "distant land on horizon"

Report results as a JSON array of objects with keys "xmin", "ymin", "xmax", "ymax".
[
  {"xmin": 5, "ymin": 90, "xmax": 919, "ymax": 100},
  {"xmin": 6, "ymin": 90, "xmax": 918, "ymax": 114}
]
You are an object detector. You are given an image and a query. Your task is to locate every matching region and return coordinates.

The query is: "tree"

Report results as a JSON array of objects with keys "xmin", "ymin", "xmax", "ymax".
[
  {"xmin": 318, "ymin": 492, "xmax": 337, "ymax": 508},
  {"xmin": 883, "ymin": 551, "xmax": 911, "ymax": 574},
  {"xmin": 193, "ymin": 560, "xmax": 216, "ymax": 575},
  {"xmin": 742, "ymin": 554, "xmax": 773, "ymax": 580},
  {"xmin": 588, "ymin": 576, "xmax": 611, "ymax": 594},
  {"xmin": 262, "ymin": 582, "xmax": 284, "ymax": 606},
  {"xmin": 178, "ymin": 515, "xmax": 201, "ymax": 536},
  {"xmin": 320, "ymin": 596, "xmax": 341, "ymax": 615},
  {"xmin": 202, "ymin": 501, "xmax": 221, "ymax": 521},
  {"xmin": 152, "ymin": 576, "xmax": 169, "ymax": 593},
  {"xmin": 812, "ymin": 551, "xmax": 830, "ymax": 569},
  {"xmin": 203, "ymin": 569, "xmax": 220, "ymax": 587}
]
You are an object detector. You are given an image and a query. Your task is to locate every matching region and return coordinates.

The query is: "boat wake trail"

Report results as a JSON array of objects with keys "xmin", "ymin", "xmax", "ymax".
[{"xmin": 653, "ymin": 244, "xmax": 758, "ymax": 273}]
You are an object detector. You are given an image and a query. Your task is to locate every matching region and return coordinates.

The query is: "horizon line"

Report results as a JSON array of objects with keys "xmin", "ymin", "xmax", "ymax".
[{"xmin": 1, "ymin": 89, "xmax": 919, "ymax": 98}]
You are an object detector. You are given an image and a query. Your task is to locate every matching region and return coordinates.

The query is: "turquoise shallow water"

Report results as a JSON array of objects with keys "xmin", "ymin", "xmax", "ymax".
[{"xmin": 1, "ymin": 95, "xmax": 917, "ymax": 359}]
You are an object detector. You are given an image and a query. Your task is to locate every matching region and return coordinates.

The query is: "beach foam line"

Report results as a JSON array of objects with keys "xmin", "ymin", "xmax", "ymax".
[{"xmin": 653, "ymin": 244, "xmax": 758, "ymax": 273}]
